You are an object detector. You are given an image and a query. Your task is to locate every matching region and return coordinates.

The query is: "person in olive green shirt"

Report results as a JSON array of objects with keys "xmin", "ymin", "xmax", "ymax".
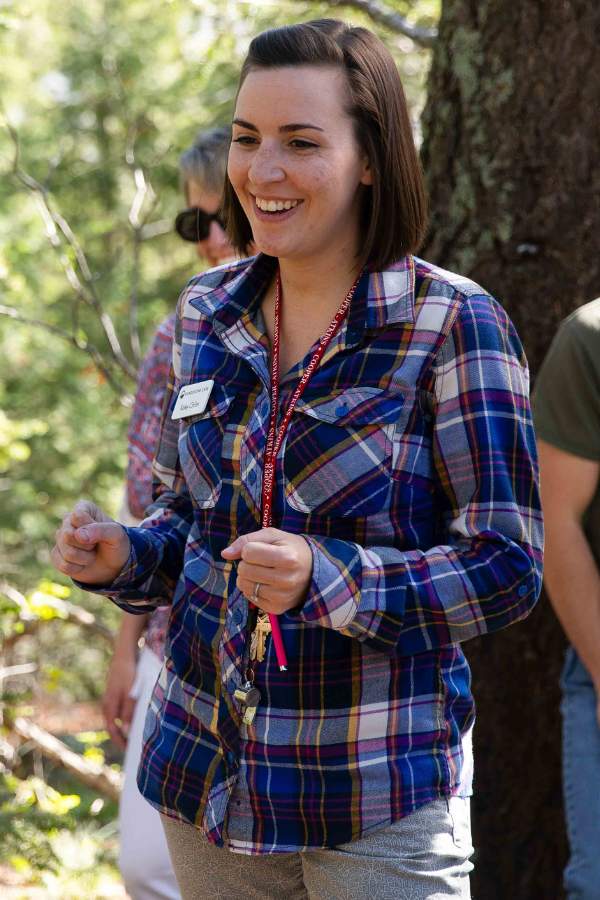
[{"xmin": 533, "ymin": 297, "xmax": 600, "ymax": 900}]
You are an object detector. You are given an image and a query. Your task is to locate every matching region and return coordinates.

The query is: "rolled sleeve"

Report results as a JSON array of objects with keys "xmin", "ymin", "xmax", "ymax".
[{"xmin": 75, "ymin": 524, "xmax": 179, "ymax": 613}]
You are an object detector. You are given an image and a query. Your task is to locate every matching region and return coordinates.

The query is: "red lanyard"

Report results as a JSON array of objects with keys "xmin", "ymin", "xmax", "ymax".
[
  {"xmin": 261, "ymin": 268, "xmax": 362, "ymax": 529},
  {"xmin": 257, "ymin": 267, "xmax": 361, "ymax": 671}
]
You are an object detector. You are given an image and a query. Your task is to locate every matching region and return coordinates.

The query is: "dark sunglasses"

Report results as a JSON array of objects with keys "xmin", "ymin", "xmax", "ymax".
[{"xmin": 174, "ymin": 207, "xmax": 226, "ymax": 242}]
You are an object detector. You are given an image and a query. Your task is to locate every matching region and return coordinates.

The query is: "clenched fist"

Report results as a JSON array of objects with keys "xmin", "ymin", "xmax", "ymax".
[
  {"xmin": 51, "ymin": 500, "xmax": 131, "ymax": 586},
  {"xmin": 221, "ymin": 527, "xmax": 313, "ymax": 614}
]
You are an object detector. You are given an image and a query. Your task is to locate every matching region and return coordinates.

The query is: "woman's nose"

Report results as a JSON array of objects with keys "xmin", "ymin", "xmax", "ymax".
[{"xmin": 248, "ymin": 146, "xmax": 285, "ymax": 185}]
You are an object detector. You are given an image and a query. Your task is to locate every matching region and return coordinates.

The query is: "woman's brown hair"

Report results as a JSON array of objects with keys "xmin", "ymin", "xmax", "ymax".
[{"xmin": 222, "ymin": 19, "xmax": 428, "ymax": 270}]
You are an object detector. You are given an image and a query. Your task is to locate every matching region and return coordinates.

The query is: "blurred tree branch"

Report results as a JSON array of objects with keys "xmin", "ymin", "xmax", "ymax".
[
  {"xmin": 2, "ymin": 116, "xmax": 142, "ymax": 398},
  {"xmin": 0, "ymin": 582, "xmax": 118, "ymax": 796},
  {"xmin": 327, "ymin": 0, "xmax": 437, "ymax": 46},
  {"xmin": 0, "ymin": 582, "xmax": 115, "ymax": 652},
  {"xmin": 0, "ymin": 303, "xmax": 131, "ymax": 401},
  {"xmin": 10, "ymin": 718, "xmax": 122, "ymax": 800},
  {"xmin": 124, "ymin": 122, "xmax": 160, "ymax": 363}
]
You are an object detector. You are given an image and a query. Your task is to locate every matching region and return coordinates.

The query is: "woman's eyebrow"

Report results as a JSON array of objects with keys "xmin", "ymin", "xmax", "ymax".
[
  {"xmin": 280, "ymin": 123, "xmax": 324, "ymax": 133},
  {"xmin": 232, "ymin": 118, "xmax": 258, "ymax": 131},
  {"xmin": 232, "ymin": 118, "xmax": 324, "ymax": 134}
]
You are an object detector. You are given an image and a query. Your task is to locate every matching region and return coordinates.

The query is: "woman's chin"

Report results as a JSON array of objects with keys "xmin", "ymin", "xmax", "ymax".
[{"xmin": 253, "ymin": 238, "xmax": 295, "ymax": 260}]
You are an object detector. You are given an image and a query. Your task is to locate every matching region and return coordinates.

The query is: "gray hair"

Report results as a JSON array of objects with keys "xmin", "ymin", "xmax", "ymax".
[{"xmin": 179, "ymin": 126, "xmax": 231, "ymax": 198}]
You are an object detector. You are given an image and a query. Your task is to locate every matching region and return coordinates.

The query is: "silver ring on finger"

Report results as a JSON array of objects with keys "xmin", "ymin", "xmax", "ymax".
[{"xmin": 252, "ymin": 581, "xmax": 261, "ymax": 603}]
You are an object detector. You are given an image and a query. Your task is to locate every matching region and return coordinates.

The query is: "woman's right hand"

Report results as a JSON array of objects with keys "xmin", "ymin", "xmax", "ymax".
[
  {"xmin": 51, "ymin": 500, "xmax": 131, "ymax": 585},
  {"xmin": 102, "ymin": 647, "xmax": 137, "ymax": 750}
]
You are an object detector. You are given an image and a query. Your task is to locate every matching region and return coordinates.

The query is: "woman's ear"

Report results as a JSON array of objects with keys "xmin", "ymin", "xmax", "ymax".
[{"xmin": 360, "ymin": 156, "xmax": 373, "ymax": 186}]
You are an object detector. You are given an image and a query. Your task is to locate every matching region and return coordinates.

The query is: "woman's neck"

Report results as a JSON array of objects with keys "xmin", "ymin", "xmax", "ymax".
[
  {"xmin": 276, "ymin": 250, "xmax": 363, "ymax": 316},
  {"xmin": 261, "ymin": 250, "xmax": 365, "ymax": 376}
]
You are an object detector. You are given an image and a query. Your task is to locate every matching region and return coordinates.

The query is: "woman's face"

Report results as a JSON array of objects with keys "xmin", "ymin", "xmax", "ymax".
[
  {"xmin": 186, "ymin": 180, "xmax": 234, "ymax": 266},
  {"xmin": 228, "ymin": 65, "xmax": 371, "ymax": 267}
]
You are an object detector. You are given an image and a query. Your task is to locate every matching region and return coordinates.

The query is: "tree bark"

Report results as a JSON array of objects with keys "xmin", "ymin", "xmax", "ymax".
[{"xmin": 421, "ymin": 2, "xmax": 600, "ymax": 897}]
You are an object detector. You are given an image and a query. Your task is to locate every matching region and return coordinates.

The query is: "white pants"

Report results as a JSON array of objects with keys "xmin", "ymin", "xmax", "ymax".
[{"xmin": 119, "ymin": 646, "xmax": 180, "ymax": 900}]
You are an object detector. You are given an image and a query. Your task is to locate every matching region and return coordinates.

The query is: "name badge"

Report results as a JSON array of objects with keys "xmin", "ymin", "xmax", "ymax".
[{"xmin": 171, "ymin": 380, "xmax": 214, "ymax": 420}]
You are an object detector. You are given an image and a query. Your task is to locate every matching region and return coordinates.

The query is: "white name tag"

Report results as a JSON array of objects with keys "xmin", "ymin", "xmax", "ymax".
[{"xmin": 171, "ymin": 380, "xmax": 214, "ymax": 420}]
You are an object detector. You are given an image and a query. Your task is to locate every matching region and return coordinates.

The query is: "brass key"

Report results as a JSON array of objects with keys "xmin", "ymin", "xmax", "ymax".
[{"xmin": 249, "ymin": 613, "xmax": 272, "ymax": 663}]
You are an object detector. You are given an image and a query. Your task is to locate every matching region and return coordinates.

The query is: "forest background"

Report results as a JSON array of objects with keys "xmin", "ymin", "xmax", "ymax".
[{"xmin": 2, "ymin": 0, "xmax": 599, "ymax": 898}]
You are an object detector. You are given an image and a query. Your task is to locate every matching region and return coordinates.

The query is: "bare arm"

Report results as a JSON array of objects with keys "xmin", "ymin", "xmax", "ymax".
[
  {"xmin": 102, "ymin": 611, "xmax": 149, "ymax": 749},
  {"xmin": 539, "ymin": 439, "xmax": 600, "ymax": 696},
  {"xmin": 112, "ymin": 610, "xmax": 149, "ymax": 658}
]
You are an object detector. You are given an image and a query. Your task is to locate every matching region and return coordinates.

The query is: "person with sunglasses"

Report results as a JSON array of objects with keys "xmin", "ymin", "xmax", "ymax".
[
  {"xmin": 175, "ymin": 137, "xmax": 233, "ymax": 266},
  {"xmin": 102, "ymin": 126, "xmax": 235, "ymax": 900},
  {"xmin": 174, "ymin": 199, "xmax": 228, "ymax": 259},
  {"xmin": 53, "ymin": 20, "xmax": 542, "ymax": 898}
]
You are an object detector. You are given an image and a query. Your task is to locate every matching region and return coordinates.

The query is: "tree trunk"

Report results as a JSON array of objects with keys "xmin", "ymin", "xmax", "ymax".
[{"xmin": 420, "ymin": 2, "xmax": 600, "ymax": 898}]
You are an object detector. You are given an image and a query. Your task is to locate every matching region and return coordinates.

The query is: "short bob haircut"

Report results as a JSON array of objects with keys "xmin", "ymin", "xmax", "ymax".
[
  {"xmin": 222, "ymin": 19, "xmax": 428, "ymax": 271},
  {"xmin": 179, "ymin": 126, "xmax": 231, "ymax": 202}
]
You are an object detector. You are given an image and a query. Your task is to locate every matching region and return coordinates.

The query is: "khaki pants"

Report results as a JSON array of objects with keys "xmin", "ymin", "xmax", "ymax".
[{"xmin": 161, "ymin": 796, "xmax": 473, "ymax": 900}]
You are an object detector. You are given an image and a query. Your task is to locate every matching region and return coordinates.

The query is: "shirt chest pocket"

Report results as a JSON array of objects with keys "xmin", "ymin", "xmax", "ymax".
[
  {"xmin": 283, "ymin": 387, "xmax": 406, "ymax": 517},
  {"xmin": 178, "ymin": 387, "xmax": 234, "ymax": 509}
]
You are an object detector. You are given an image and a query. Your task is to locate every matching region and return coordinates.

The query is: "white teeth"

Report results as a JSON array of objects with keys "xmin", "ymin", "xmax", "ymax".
[{"xmin": 255, "ymin": 197, "xmax": 299, "ymax": 212}]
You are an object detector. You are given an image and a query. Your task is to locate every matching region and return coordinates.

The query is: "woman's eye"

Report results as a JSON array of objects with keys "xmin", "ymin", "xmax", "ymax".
[
  {"xmin": 290, "ymin": 139, "xmax": 318, "ymax": 149},
  {"xmin": 232, "ymin": 135, "xmax": 257, "ymax": 146}
]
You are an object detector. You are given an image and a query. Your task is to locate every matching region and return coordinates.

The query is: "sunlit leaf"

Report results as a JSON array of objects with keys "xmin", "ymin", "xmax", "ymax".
[
  {"xmin": 37, "ymin": 579, "xmax": 71, "ymax": 599},
  {"xmin": 36, "ymin": 785, "xmax": 81, "ymax": 816},
  {"xmin": 82, "ymin": 746, "xmax": 105, "ymax": 766},
  {"xmin": 75, "ymin": 730, "xmax": 109, "ymax": 744},
  {"xmin": 28, "ymin": 592, "xmax": 66, "ymax": 620},
  {"xmin": 8, "ymin": 854, "xmax": 32, "ymax": 874}
]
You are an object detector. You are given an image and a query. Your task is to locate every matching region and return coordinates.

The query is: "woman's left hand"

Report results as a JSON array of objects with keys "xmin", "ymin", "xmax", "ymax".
[{"xmin": 221, "ymin": 528, "xmax": 313, "ymax": 614}]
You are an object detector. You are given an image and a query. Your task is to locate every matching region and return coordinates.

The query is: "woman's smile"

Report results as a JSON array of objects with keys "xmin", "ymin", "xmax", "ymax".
[{"xmin": 252, "ymin": 195, "xmax": 304, "ymax": 222}]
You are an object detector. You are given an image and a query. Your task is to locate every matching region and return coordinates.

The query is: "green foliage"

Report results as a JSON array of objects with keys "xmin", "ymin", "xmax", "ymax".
[{"xmin": 0, "ymin": 770, "xmax": 120, "ymax": 894}]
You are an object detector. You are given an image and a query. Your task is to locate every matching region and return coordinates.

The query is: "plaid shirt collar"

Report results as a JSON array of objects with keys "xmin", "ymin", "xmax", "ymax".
[{"xmin": 187, "ymin": 252, "xmax": 416, "ymax": 335}]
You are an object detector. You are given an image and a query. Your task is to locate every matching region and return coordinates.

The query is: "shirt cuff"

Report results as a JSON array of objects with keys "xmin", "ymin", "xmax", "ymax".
[
  {"xmin": 295, "ymin": 535, "xmax": 365, "ymax": 630},
  {"xmin": 72, "ymin": 526, "xmax": 160, "ymax": 595},
  {"xmin": 294, "ymin": 536, "xmax": 408, "ymax": 654}
]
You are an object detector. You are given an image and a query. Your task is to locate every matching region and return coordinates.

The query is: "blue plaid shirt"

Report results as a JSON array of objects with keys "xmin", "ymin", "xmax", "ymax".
[{"xmin": 95, "ymin": 253, "xmax": 543, "ymax": 854}]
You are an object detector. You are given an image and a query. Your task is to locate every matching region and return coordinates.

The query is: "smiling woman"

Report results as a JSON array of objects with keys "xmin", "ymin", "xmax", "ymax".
[
  {"xmin": 226, "ymin": 64, "xmax": 376, "ymax": 373},
  {"xmin": 224, "ymin": 25, "xmax": 426, "ymax": 271},
  {"xmin": 227, "ymin": 66, "xmax": 372, "ymax": 269},
  {"xmin": 52, "ymin": 18, "xmax": 543, "ymax": 900}
]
